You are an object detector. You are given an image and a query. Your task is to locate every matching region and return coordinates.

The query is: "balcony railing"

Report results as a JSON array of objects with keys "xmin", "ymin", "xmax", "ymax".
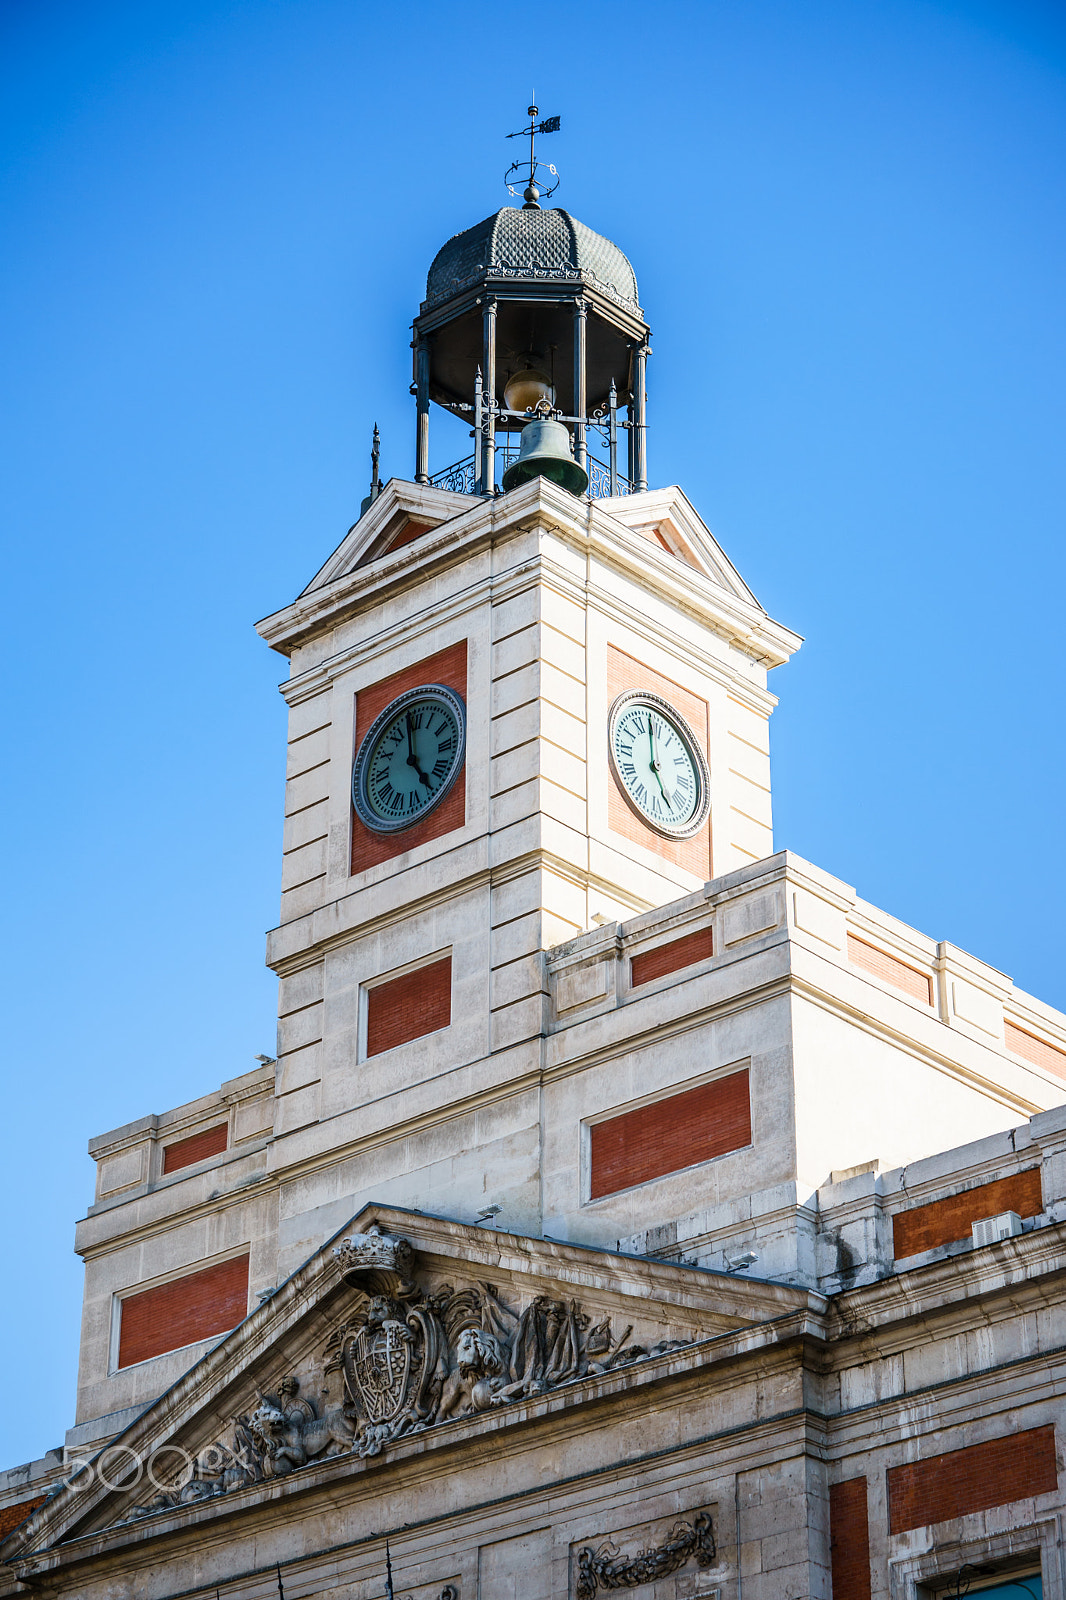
[{"xmin": 430, "ymin": 451, "xmax": 634, "ymax": 500}]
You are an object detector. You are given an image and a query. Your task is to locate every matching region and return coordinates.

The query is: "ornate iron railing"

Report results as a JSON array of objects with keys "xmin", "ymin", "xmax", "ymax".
[{"xmin": 429, "ymin": 449, "xmax": 633, "ymax": 500}]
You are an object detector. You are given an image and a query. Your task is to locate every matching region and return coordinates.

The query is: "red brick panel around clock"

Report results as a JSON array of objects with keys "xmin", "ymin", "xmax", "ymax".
[
  {"xmin": 162, "ymin": 1122, "xmax": 228, "ymax": 1174},
  {"xmin": 829, "ymin": 1478, "xmax": 871, "ymax": 1600},
  {"xmin": 891, "ymin": 1167, "xmax": 1043, "ymax": 1259},
  {"xmin": 589, "ymin": 1069, "xmax": 751, "ymax": 1199},
  {"xmin": 365, "ymin": 957, "xmax": 452, "ymax": 1058},
  {"xmin": 117, "ymin": 1255, "xmax": 249, "ymax": 1368},
  {"xmin": 350, "ymin": 640, "xmax": 468, "ymax": 874},
  {"xmin": 606, "ymin": 645, "xmax": 711, "ymax": 879},
  {"xmin": 887, "ymin": 1425, "xmax": 1057, "ymax": 1533}
]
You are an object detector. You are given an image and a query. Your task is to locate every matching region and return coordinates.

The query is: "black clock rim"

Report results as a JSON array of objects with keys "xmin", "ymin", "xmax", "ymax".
[
  {"xmin": 352, "ymin": 683, "xmax": 467, "ymax": 835},
  {"xmin": 607, "ymin": 689, "xmax": 711, "ymax": 841}
]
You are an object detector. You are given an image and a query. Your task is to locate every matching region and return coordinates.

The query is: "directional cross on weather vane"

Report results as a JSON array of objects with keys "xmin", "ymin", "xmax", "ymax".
[{"xmin": 505, "ymin": 96, "xmax": 561, "ymax": 208}]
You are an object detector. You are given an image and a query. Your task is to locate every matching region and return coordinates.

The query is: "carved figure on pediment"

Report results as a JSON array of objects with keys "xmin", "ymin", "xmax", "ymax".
[
  {"xmin": 248, "ymin": 1378, "xmax": 357, "ymax": 1478},
  {"xmin": 332, "ymin": 1225, "xmax": 415, "ymax": 1282},
  {"xmin": 437, "ymin": 1326, "xmax": 507, "ymax": 1419}
]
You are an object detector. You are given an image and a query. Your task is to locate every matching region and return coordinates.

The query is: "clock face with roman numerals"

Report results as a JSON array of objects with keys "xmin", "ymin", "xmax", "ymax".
[
  {"xmin": 608, "ymin": 690, "xmax": 711, "ymax": 840},
  {"xmin": 352, "ymin": 684, "xmax": 466, "ymax": 834}
]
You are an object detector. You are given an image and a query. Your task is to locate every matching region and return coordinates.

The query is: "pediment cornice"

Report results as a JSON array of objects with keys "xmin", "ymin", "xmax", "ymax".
[{"xmin": 255, "ymin": 478, "xmax": 800, "ymax": 670}]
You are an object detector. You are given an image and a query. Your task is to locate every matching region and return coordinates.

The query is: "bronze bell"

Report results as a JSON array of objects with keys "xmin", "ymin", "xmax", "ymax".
[{"xmin": 501, "ymin": 417, "xmax": 589, "ymax": 498}]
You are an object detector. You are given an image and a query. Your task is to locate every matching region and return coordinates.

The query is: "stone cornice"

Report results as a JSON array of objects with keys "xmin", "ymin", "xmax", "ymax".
[{"xmin": 256, "ymin": 478, "xmax": 799, "ymax": 675}]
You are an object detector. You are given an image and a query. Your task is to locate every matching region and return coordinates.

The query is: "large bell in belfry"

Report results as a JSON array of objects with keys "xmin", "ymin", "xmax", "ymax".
[{"xmin": 501, "ymin": 416, "xmax": 589, "ymax": 497}]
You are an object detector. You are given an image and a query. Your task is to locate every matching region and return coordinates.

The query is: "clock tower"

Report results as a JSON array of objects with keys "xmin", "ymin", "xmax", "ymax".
[{"xmin": 253, "ymin": 175, "xmax": 800, "ymax": 1257}]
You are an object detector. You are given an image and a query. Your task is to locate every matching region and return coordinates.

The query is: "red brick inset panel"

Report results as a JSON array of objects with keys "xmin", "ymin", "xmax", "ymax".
[
  {"xmin": 829, "ymin": 1478, "xmax": 871, "ymax": 1600},
  {"xmin": 386, "ymin": 520, "xmax": 433, "ymax": 554},
  {"xmin": 351, "ymin": 641, "xmax": 467, "ymax": 874},
  {"xmin": 631, "ymin": 926, "xmax": 714, "ymax": 988},
  {"xmin": 1006, "ymin": 1020, "xmax": 1066, "ymax": 1082},
  {"xmin": 0, "ymin": 1496, "xmax": 47, "ymax": 1541},
  {"xmin": 606, "ymin": 645, "xmax": 711, "ymax": 879},
  {"xmin": 893, "ymin": 1167, "xmax": 1043, "ymax": 1259},
  {"xmin": 888, "ymin": 1425, "xmax": 1057, "ymax": 1534},
  {"xmin": 847, "ymin": 934, "xmax": 933, "ymax": 1006},
  {"xmin": 366, "ymin": 956, "xmax": 452, "ymax": 1059},
  {"xmin": 117, "ymin": 1255, "xmax": 249, "ymax": 1369},
  {"xmin": 162, "ymin": 1122, "xmax": 228, "ymax": 1174},
  {"xmin": 590, "ymin": 1070, "xmax": 750, "ymax": 1199}
]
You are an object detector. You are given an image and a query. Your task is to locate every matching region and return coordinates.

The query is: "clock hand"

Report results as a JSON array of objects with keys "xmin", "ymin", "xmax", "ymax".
[
  {"xmin": 405, "ymin": 713, "xmax": 433, "ymax": 788},
  {"xmin": 647, "ymin": 715, "xmax": 669, "ymax": 802}
]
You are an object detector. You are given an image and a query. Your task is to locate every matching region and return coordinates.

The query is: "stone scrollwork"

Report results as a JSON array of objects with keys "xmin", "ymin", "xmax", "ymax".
[
  {"xmin": 113, "ymin": 1234, "xmax": 693, "ymax": 1525},
  {"xmin": 575, "ymin": 1513, "xmax": 717, "ymax": 1600}
]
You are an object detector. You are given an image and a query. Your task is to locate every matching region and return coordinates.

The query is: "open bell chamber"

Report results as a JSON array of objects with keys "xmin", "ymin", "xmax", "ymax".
[{"xmin": 412, "ymin": 204, "xmax": 651, "ymax": 499}]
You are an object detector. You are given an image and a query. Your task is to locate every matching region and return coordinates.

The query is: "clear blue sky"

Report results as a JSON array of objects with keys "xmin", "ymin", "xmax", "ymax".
[{"xmin": 2, "ymin": 0, "xmax": 1064, "ymax": 1468}]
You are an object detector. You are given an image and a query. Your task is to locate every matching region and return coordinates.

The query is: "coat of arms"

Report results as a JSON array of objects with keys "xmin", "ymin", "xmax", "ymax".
[{"xmin": 343, "ymin": 1297, "xmax": 415, "ymax": 1425}]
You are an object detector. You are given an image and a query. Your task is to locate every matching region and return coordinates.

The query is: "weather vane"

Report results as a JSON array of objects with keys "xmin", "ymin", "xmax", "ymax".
[{"xmin": 505, "ymin": 95, "xmax": 561, "ymax": 209}]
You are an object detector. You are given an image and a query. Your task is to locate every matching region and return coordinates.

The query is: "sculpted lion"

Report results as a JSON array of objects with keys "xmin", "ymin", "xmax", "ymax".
[
  {"xmin": 437, "ymin": 1326, "xmax": 506, "ymax": 1420},
  {"xmin": 248, "ymin": 1395, "xmax": 355, "ymax": 1477}
]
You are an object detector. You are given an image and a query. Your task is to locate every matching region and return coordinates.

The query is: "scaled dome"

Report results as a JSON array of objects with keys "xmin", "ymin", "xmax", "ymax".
[{"xmin": 425, "ymin": 207, "xmax": 640, "ymax": 309}]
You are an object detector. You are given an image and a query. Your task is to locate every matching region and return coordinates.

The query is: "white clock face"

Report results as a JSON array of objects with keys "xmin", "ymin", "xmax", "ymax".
[
  {"xmin": 352, "ymin": 684, "xmax": 466, "ymax": 834},
  {"xmin": 608, "ymin": 691, "xmax": 710, "ymax": 839}
]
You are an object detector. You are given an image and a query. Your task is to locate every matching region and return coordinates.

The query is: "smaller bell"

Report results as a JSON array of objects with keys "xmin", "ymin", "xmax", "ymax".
[{"xmin": 501, "ymin": 417, "xmax": 589, "ymax": 498}]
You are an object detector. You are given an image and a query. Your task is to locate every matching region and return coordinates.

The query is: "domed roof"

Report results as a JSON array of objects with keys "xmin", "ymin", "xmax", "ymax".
[{"xmin": 425, "ymin": 207, "xmax": 639, "ymax": 309}]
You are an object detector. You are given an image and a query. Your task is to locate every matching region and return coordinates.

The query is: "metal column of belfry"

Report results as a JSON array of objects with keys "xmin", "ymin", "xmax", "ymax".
[
  {"xmin": 414, "ymin": 339, "xmax": 430, "ymax": 484},
  {"xmin": 630, "ymin": 341, "xmax": 649, "ymax": 492},
  {"xmin": 573, "ymin": 299, "xmax": 588, "ymax": 472},
  {"xmin": 482, "ymin": 297, "xmax": 497, "ymax": 495}
]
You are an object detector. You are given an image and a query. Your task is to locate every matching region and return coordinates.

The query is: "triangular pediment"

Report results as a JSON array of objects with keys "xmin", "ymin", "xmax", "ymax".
[
  {"xmin": 7, "ymin": 1207, "xmax": 814, "ymax": 1571},
  {"xmin": 298, "ymin": 480, "xmax": 478, "ymax": 597},
  {"xmin": 595, "ymin": 486, "xmax": 761, "ymax": 605}
]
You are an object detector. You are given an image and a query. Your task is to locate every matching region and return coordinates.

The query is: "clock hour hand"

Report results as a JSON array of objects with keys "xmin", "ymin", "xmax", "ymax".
[{"xmin": 405, "ymin": 713, "xmax": 433, "ymax": 788}]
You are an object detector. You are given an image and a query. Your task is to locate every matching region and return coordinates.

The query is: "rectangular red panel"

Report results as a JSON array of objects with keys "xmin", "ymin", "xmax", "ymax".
[
  {"xmin": 829, "ymin": 1478, "xmax": 871, "ymax": 1600},
  {"xmin": 847, "ymin": 934, "xmax": 933, "ymax": 1005},
  {"xmin": 117, "ymin": 1255, "xmax": 249, "ymax": 1368},
  {"xmin": 606, "ymin": 646, "xmax": 711, "ymax": 880},
  {"xmin": 162, "ymin": 1122, "xmax": 228, "ymax": 1174},
  {"xmin": 892, "ymin": 1168, "xmax": 1043, "ymax": 1259},
  {"xmin": 351, "ymin": 641, "xmax": 467, "ymax": 874},
  {"xmin": 590, "ymin": 1070, "xmax": 751, "ymax": 1199},
  {"xmin": 366, "ymin": 956, "xmax": 452, "ymax": 1058},
  {"xmin": 1005, "ymin": 1020, "xmax": 1066, "ymax": 1081},
  {"xmin": 631, "ymin": 926, "xmax": 714, "ymax": 987},
  {"xmin": 888, "ymin": 1426, "xmax": 1057, "ymax": 1533}
]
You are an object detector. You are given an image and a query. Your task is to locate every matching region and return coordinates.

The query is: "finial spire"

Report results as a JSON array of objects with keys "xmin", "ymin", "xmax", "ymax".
[
  {"xmin": 504, "ymin": 98, "xmax": 561, "ymax": 209},
  {"xmin": 370, "ymin": 422, "xmax": 381, "ymax": 498}
]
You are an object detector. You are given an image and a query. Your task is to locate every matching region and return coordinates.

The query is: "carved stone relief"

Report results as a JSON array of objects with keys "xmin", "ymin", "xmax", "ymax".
[
  {"xmin": 575, "ymin": 1514, "xmax": 717, "ymax": 1600},
  {"xmin": 114, "ymin": 1228, "xmax": 692, "ymax": 1526}
]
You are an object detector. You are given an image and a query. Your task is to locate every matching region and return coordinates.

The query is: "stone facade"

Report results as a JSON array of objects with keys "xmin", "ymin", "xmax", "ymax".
[{"xmin": 3, "ymin": 286, "xmax": 1066, "ymax": 1600}]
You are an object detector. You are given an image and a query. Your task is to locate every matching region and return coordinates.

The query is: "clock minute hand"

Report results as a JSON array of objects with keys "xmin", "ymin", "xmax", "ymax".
[{"xmin": 647, "ymin": 714, "xmax": 668, "ymax": 801}]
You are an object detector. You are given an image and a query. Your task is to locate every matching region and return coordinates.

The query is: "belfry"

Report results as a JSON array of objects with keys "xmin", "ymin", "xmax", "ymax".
[{"xmin": 3, "ymin": 116, "xmax": 1066, "ymax": 1600}]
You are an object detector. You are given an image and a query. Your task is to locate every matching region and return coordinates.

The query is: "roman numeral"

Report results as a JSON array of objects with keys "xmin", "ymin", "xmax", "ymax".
[
  {"xmin": 438, "ymin": 737, "xmax": 455, "ymax": 753},
  {"xmin": 433, "ymin": 758, "xmax": 448, "ymax": 778}
]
